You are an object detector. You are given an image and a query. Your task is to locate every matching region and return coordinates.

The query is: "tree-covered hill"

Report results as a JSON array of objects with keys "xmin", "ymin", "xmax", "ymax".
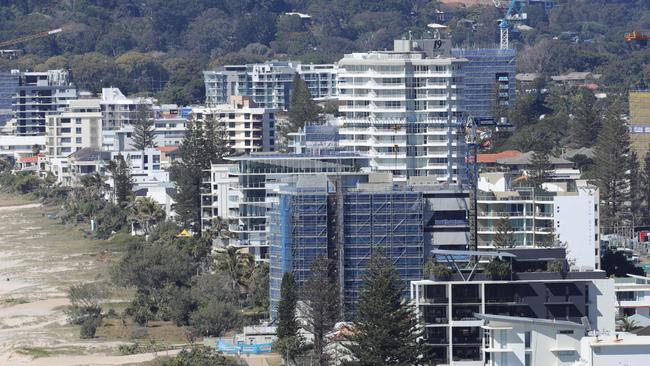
[{"xmin": 0, "ymin": 0, "xmax": 648, "ymax": 103}]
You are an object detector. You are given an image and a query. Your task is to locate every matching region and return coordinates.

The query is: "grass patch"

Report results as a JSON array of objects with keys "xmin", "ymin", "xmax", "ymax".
[
  {"xmin": 15, "ymin": 346, "xmax": 90, "ymax": 359},
  {"xmin": 95, "ymin": 318, "xmax": 188, "ymax": 344},
  {"xmin": 0, "ymin": 297, "xmax": 29, "ymax": 305}
]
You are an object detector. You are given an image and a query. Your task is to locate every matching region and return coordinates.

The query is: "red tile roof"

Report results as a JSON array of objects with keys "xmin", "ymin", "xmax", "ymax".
[
  {"xmin": 156, "ymin": 146, "xmax": 179, "ymax": 153},
  {"xmin": 477, "ymin": 150, "xmax": 522, "ymax": 164},
  {"xmin": 19, "ymin": 156, "xmax": 39, "ymax": 163}
]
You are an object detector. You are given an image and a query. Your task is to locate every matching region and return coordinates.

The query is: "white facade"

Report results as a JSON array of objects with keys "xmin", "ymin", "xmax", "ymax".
[
  {"xmin": 615, "ymin": 274, "xmax": 650, "ymax": 318},
  {"xmin": 337, "ymin": 39, "xmax": 466, "ymax": 182},
  {"xmin": 479, "ymin": 314, "xmax": 585, "ymax": 366},
  {"xmin": 192, "ymin": 96, "xmax": 276, "ymax": 154},
  {"xmin": 106, "ymin": 105, "xmax": 188, "ymax": 152},
  {"xmin": 0, "ymin": 135, "xmax": 45, "ymax": 160},
  {"xmin": 578, "ymin": 333, "xmax": 650, "ymax": 366},
  {"xmin": 46, "ymin": 99, "xmax": 102, "ymax": 158},
  {"xmin": 200, "ymin": 164, "xmax": 240, "ymax": 235},
  {"xmin": 477, "ymin": 177, "xmax": 600, "ymax": 270}
]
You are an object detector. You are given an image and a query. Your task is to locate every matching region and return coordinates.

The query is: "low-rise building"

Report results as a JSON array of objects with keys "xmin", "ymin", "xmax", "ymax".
[{"xmin": 615, "ymin": 274, "xmax": 650, "ymax": 318}]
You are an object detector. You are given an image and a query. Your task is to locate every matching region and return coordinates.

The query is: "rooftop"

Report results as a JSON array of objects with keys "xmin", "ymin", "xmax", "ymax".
[{"xmin": 477, "ymin": 150, "xmax": 522, "ymax": 164}]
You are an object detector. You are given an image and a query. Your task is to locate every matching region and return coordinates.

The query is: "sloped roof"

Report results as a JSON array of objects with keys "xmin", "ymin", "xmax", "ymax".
[
  {"xmin": 478, "ymin": 150, "xmax": 522, "ymax": 164},
  {"xmin": 69, "ymin": 148, "xmax": 111, "ymax": 162},
  {"xmin": 156, "ymin": 146, "xmax": 179, "ymax": 153},
  {"xmin": 19, "ymin": 156, "xmax": 38, "ymax": 163}
]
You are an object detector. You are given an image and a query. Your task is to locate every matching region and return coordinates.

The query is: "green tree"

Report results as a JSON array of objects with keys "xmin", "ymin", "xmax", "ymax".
[
  {"xmin": 343, "ymin": 254, "xmax": 425, "ymax": 366},
  {"xmin": 215, "ymin": 247, "xmax": 254, "ymax": 307},
  {"xmin": 285, "ymin": 73, "xmax": 324, "ymax": 134},
  {"xmin": 65, "ymin": 283, "xmax": 106, "ymax": 339},
  {"xmin": 107, "ymin": 154, "xmax": 133, "ymax": 206},
  {"xmin": 188, "ymin": 300, "xmax": 242, "ymax": 337},
  {"xmin": 528, "ymin": 148, "xmax": 552, "ymax": 189},
  {"xmin": 493, "ymin": 217, "xmax": 515, "ymax": 248},
  {"xmin": 274, "ymin": 272, "xmax": 304, "ymax": 364},
  {"xmin": 618, "ymin": 316, "xmax": 640, "ymax": 332},
  {"xmin": 203, "ymin": 115, "xmax": 234, "ymax": 164},
  {"xmin": 629, "ymin": 151, "xmax": 643, "ymax": 225},
  {"xmin": 642, "ymin": 147, "xmax": 650, "ymax": 224},
  {"xmin": 593, "ymin": 98, "xmax": 631, "ymax": 232},
  {"xmin": 129, "ymin": 196, "xmax": 166, "ymax": 235},
  {"xmin": 569, "ymin": 89, "xmax": 599, "ymax": 148},
  {"xmin": 165, "ymin": 346, "xmax": 240, "ymax": 366},
  {"xmin": 170, "ymin": 120, "xmax": 205, "ymax": 231},
  {"xmin": 300, "ymin": 256, "xmax": 340, "ymax": 366},
  {"xmin": 131, "ymin": 102, "xmax": 156, "ymax": 151}
]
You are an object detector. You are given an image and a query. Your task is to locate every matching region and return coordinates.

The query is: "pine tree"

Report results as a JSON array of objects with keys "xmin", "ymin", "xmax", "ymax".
[
  {"xmin": 643, "ymin": 146, "xmax": 650, "ymax": 224},
  {"xmin": 629, "ymin": 151, "xmax": 643, "ymax": 226},
  {"xmin": 286, "ymin": 73, "xmax": 323, "ymax": 133},
  {"xmin": 170, "ymin": 119, "xmax": 205, "ymax": 231},
  {"xmin": 300, "ymin": 256, "xmax": 340, "ymax": 366},
  {"xmin": 493, "ymin": 216, "xmax": 515, "ymax": 248},
  {"xmin": 203, "ymin": 116, "xmax": 234, "ymax": 164},
  {"xmin": 107, "ymin": 154, "xmax": 133, "ymax": 205},
  {"xmin": 274, "ymin": 272, "xmax": 303, "ymax": 364},
  {"xmin": 593, "ymin": 98, "xmax": 631, "ymax": 232},
  {"xmin": 131, "ymin": 102, "xmax": 156, "ymax": 151},
  {"xmin": 528, "ymin": 148, "xmax": 552, "ymax": 189},
  {"xmin": 343, "ymin": 254, "xmax": 425, "ymax": 366},
  {"xmin": 569, "ymin": 88, "xmax": 599, "ymax": 148}
]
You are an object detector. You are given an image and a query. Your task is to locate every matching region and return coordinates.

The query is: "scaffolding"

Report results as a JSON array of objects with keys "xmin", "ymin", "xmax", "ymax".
[
  {"xmin": 342, "ymin": 190, "xmax": 424, "ymax": 316},
  {"xmin": 451, "ymin": 48, "xmax": 516, "ymax": 121},
  {"xmin": 269, "ymin": 187, "xmax": 330, "ymax": 319}
]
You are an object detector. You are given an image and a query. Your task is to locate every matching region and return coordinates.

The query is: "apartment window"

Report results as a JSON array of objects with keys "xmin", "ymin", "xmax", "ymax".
[
  {"xmin": 524, "ymin": 331, "xmax": 531, "ymax": 348},
  {"xmin": 76, "ymin": 118, "xmax": 82, "ymax": 124},
  {"xmin": 76, "ymin": 137, "xmax": 82, "ymax": 144},
  {"xmin": 61, "ymin": 128, "xmax": 71, "ymax": 133},
  {"xmin": 153, "ymin": 155, "xmax": 160, "ymax": 164},
  {"xmin": 524, "ymin": 353, "xmax": 531, "ymax": 366},
  {"xmin": 76, "ymin": 128, "xmax": 82, "ymax": 134}
]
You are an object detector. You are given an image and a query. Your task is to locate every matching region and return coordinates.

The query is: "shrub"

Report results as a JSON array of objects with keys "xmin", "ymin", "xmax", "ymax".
[
  {"xmin": 425, "ymin": 261, "xmax": 453, "ymax": 279},
  {"xmin": 547, "ymin": 260, "xmax": 564, "ymax": 272},
  {"xmin": 484, "ymin": 259, "xmax": 511, "ymax": 279},
  {"xmin": 80, "ymin": 316, "xmax": 102, "ymax": 338}
]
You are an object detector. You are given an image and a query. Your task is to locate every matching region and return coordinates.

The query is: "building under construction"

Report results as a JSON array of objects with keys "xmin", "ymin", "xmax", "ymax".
[
  {"xmin": 630, "ymin": 90, "xmax": 650, "ymax": 167},
  {"xmin": 268, "ymin": 173, "xmax": 425, "ymax": 319},
  {"xmin": 451, "ymin": 48, "xmax": 516, "ymax": 122}
]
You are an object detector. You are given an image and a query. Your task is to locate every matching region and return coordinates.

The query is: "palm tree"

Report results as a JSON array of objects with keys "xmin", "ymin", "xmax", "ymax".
[
  {"xmin": 129, "ymin": 196, "xmax": 166, "ymax": 235},
  {"xmin": 215, "ymin": 246, "xmax": 254, "ymax": 307},
  {"xmin": 207, "ymin": 216, "xmax": 234, "ymax": 246},
  {"xmin": 617, "ymin": 316, "xmax": 640, "ymax": 332}
]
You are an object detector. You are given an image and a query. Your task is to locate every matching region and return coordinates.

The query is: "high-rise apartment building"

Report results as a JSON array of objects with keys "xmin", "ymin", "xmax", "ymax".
[
  {"xmin": 0, "ymin": 70, "xmax": 19, "ymax": 126},
  {"xmin": 450, "ymin": 48, "xmax": 516, "ymax": 122},
  {"xmin": 629, "ymin": 90, "xmax": 650, "ymax": 167},
  {"xmin": 268, "ymin": 173, "xmax": 425, "ymax": 319},
  {"xmin": 192, "ymin": 96, "xmax": 277, "ymax": 154},
  {"xmin": 12, "ymin": 70, "xmax": 77, "ymax": 136},
  {"xmin": 203, "ymin": 61, "xmax": 337, "ymax": 110},
  {"xmin": 337, "ymin": 39, "xmax": 467, "ymax": 182}
]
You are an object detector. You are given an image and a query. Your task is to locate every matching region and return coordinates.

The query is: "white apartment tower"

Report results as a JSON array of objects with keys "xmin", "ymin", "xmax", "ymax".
[
  {"xmin": 337, "ymin": 39, "xmax": 467, "ymax": 182},
  {"xmin": 192, "ymin": 96, "xmax": 276, "ymax": 154},
  {"xmin": 46, "ymin": 99, "xmax": 102, "ymax": 157}
]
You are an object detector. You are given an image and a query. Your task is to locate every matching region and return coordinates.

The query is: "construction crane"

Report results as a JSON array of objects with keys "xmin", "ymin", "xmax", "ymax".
[
  {"xmin": 0, "ymin": 27, "xmax": 64, "ymax": 51},
  {"xmin": 495, "ymin": 0, "xmax": 527, "ymax": 50},
  {"xmin": 625, "ymin": 31, "xmax": 649, "ymax": 46}
]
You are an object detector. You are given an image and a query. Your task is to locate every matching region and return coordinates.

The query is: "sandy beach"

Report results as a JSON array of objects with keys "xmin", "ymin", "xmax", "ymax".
[{"xmin": 0, "ymin": 197, "xmax": 165, "ymax": 365}]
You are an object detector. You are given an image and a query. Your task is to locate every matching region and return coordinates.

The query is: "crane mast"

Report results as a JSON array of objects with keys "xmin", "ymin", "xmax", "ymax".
[{"xmin": 0, "ymin": 28, "xmax": 64, "ymax": 50}]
